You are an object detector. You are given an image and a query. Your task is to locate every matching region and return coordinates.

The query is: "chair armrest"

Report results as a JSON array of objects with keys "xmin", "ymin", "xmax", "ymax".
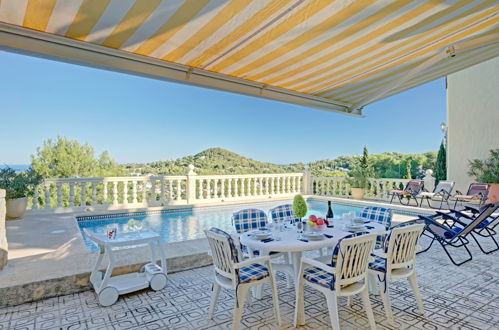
[
  {"xmin": 234, "ymin": 256, "xmax": 271, "ymax": 269},
  {"xmin": 464, "ymin": 206, "xmax": 480, "ymax": 215},
  {"xmin": 371, "ymin": 250, "xmax": 387, "ymax": 258},
  {"xmin": 448, "ymin": 209, "xmax": 473, "ymax": 220},
  {"xmin": 301, "ymin": 257, "xmax": 336, "ymax": 274}
]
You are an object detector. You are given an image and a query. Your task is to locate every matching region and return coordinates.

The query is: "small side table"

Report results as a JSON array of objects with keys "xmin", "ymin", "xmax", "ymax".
[{"xmin": 85, "ymin": 230, "xmax": 167, "ymax": 306}]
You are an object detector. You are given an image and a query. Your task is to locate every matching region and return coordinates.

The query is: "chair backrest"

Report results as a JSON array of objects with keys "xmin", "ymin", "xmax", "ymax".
[
  {"xmin": 204, "ymin": 228, "xmax": 239, "ymax": 282},
  {"xmin": 270, "ymin": 204, "xmax": 298, "ymax": 223},
  {"xmin": 405, "ymin": 180, "xmax": 424, "ymax": 194},
  {"xmin": 467, "ymin": 183, "xmax": 490, "ymax": 200},
  {"xmin": 385, "ymin": 224, "xmax": 425, "ymax": 272},
  {"xmin": 459, "ymin": 201, "xmax": 499, "ymax": 236},
  {"xmin": 333, "ymin": 234, "xmax": 376, "ymax": 290},
  {"xmin": 360, "ymin": 206, "xmax": 393, "ymax": 230},
  {"xmin": 434, "ymin": 180, "xmax": 455, "ymax": 196},
  {"xmin": 232, "ymin": 208, "xmax": 268, "ymax": 233}
]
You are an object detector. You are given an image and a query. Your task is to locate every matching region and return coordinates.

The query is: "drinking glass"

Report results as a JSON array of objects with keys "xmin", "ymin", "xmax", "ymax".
[{"xmin": 296, "ymin": 221, "xmax": 303, "ymax": 238}]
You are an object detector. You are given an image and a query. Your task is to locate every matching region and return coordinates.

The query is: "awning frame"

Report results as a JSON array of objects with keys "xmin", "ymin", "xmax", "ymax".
[{"xmin": 0, "ymin": 22, "xmax": 361, "ymax": 117}]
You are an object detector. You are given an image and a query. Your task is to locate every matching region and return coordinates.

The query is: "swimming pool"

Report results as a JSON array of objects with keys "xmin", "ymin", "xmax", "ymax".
[{"xmin": 77, "ymin": 200, "xmax": 362, "ymax": 251}]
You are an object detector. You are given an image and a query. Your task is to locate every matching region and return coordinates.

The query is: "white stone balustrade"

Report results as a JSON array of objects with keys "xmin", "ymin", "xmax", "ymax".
[{"xmin": 27, "ymin": 164, "xmax": 416, "ymax": 214}]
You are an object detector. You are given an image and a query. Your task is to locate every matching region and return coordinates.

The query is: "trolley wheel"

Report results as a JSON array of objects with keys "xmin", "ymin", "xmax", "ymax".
[
  {"xmin": 98, "ymin": 286, "xmax": 119, "ymax": 306},
  {"xmin": 149, "ymin": 273, "xmax": 167, "ymax": 291}
]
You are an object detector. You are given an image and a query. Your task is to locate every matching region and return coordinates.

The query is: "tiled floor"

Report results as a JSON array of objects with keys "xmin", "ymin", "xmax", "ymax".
[{"xmin": 1, "ymin": 234, "xmax": 498, "ymax": 330}]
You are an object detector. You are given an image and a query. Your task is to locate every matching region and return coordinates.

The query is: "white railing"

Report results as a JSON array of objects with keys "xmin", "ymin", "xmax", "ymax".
[
  {"xmin": 27, "ymin": 164, "xmax": 415, "ymax": 214},
  {"xmin": 310, "ymin": 177, "xmax": 411, "ymax": 201},
  {"xmin": 28, "ymin": 171, "xmax": 304, "ymax": 213}
]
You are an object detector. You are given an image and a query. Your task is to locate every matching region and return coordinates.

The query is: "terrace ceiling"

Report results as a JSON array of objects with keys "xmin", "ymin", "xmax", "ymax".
[{"xmin": 0, "ymin": 0, "xmax": 498, "ymax": 116}]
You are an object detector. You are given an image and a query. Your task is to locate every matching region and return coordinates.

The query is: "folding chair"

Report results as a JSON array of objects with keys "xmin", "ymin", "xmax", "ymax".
[
  {"xmin": 389, "ymin": 180, "xmax": 424, "ymax": 206},
  {"xmin": 451, "ymin": 183, "xmax": 490, "ymax": 208},
  {"xmin": 418, "ymin": 180, "xmax": 455, "ymax": 209}
]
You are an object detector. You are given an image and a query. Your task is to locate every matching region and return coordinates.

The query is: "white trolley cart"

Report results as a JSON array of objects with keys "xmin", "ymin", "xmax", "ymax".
[{"xmin": 85, "ymin": 230, "xmax": 168, "ymax": 306}]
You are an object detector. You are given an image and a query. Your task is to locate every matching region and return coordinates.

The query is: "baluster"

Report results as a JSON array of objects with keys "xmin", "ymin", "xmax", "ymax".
[
  {"xmin": 297, "ymin": 176, "xmax": 301, "ymax": 193},
  {"xmin": 57, "ymin": 182, "xmax": 63, "ymax": 208},
  {"xmin": 165, "ymin": 180, "xmax": 170, "ymax": 200},
  {"xmin": 32, "ymin": 185, "xmax": 39, "ymax": 210},
  {"xmin": 214, "ymin": 179, "xmax": 219, "ymax": 199},
  {"xmin": 142, "ymin": 180, "xmax": 147, "ymax": 203},
  {"xmin": 235, "ymin": 179, "xmax": 239, "ymax": 197},
  {"xmin": 270, "ymin": 177, "xmax": 274, "ymax": 195},
  {"xmin": 80, "ymin": 182, "xmax": 86, "ymax": 207},
  {"xmin": 221, "ymin": 179, "xmax": 225, "ymax": 199},
  {"xmin": 176, "ymin": 180, "xmax": 182, "ymax": 201},
  {"xmin": 123, "ymin": 181, "xmax": 128, "ymax": 204},
  {"xmin": 132, "ymin": 181, "xmax": 138, "ymax": 203},
  {"xmin": 285, "ymin": 176, "xmax": 290, "ymax": 193},
  {"xmin": 69, "ymin": 182, "xmax": 75, "ymax": 207},
  {"xmin": 112, "ymin": 182, "xmax": 118, "ymax": 205},
  {"xmin": 227, "ymin": 179, "xmax": 232, "ymax": 198},
  {"xmin": 103, "ymin": 182, "xmax": 108, "ymax": 204},
  {"xmin": 277, "ymin": 177, "xmax": 281, "ymax": 194},
  {"xmin": 258, "ymin": 178, "xmax": 263, "ymax": 196},
  {"xmin": 44, "ymin": 183, "xmax": 51, "ymax": 209},
  {"xmin": 339, "ymin": 180, "xmax": 344, "ymax": 196},
  {"xmin": 206, "ymin": 179, "xmax": 211, "ymax": 199},
  {"xmin": 160, "ymin": 178, "xmax": 166, "ymax": 202},
  {"xmin": 92, "ymin": 182, "xmax": 97, "ymax": 206}
]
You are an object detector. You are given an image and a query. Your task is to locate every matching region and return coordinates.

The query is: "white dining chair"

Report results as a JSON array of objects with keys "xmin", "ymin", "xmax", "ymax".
[
  {"xmin": 368, "ymin": 223, "xmax": 426, "ymax": 325},
  {"xmin": 294, "ymin": 233, "xmax": 377, "ymax": 330},
  {"xmin": 205, "ymin": 227, "xmax": 281, "ymax": 330}
]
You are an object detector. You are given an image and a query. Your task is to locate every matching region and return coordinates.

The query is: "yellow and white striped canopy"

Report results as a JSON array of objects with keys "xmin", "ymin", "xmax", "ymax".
[{"xmin": 1, "ymin": 0, "xmax": 498, "ymax": 115}]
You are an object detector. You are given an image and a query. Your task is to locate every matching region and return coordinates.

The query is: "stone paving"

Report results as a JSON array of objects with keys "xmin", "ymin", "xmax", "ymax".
[{"xmin": 0, "ymin": 234, "xmax": 498, "ymax": 329}]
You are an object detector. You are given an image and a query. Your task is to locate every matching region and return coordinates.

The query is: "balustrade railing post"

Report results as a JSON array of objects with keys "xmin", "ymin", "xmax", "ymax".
[
  {"xmin": 32, "ymin": 185, "xmax": 39, "ymax": 210},
  {"xmin": 132, "ymin": 181, "xmax": 138, "ymax": 204},
  {"xmin": 112, "ymin": 182, "xmax": 118, "ymax": 205},
  {"xmin": 44, "ymin": 183, "xmax": 51, "ymax": 209},
  {"xmin": 56, "ymin": 183, "xmax": 63, "ymax": 208},
  {"xmin": 69, "ymin": 182, "xmax": 75, "ymax": 207},
  {"xmin": 186, "ymin": 164, "xmax": 197, "ymax": 204},
  {"xmin": 80, "ymin": 182, "xmax": 86, "ymax": 207},
  {"xmin": 302, "ymin": 166, "xmax": 311, "ymax": 194},
  {"xmin": 103, "ymin": 182, "xmax": 108, "ymax": 204},
  {"xmin": 91, "ymin": 182, "xmax": 97, "ymax": 206}
]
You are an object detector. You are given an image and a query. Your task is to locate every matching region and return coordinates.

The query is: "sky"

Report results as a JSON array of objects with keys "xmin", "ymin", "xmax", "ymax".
[{"xmin": 0, "ymin": 51, "xmax": 446, "ymax": 165}]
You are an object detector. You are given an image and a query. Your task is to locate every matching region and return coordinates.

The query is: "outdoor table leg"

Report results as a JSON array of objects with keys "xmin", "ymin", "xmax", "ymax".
[{"xmin": 291, "ymin": 251, "xmax": 303, "ymax": 281}]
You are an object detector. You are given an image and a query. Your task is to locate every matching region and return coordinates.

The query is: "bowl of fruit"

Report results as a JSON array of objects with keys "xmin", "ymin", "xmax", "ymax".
[{"xmin": 306, "ymin": 215, "xmax": 326, "ymax": 232}]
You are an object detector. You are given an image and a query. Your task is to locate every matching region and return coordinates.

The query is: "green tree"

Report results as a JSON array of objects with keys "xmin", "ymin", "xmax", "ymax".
[
  {"xmin": 31, "ymin": 137, "xmax": 125, "ymax": 178},
  {"xmin": 405, "ymin": 161, "xmax": 412, "ymax": 179},
  {"xmin": 292, "ymin": 195, "xmax": 307, "ymax": 219},
  {"xmin": 435, "ymin": 141, "xmax": 447, "ymax": 184}
]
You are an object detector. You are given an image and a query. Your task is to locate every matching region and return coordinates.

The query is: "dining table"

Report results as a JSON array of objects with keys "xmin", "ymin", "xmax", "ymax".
[{"xmin": 239, "ymin": 218, "xmax": 387, "ymax": 283}]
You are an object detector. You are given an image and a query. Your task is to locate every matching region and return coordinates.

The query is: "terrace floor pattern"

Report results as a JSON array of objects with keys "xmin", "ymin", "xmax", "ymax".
[{"xmin": 0, "ymin": 235, "xmax": 498, "ymax": 330}]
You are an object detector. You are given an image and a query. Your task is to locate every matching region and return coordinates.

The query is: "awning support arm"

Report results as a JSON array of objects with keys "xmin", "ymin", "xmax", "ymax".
[{"xmin": 348, "ymin": 33, "xmax": 499, "ymax": 112}]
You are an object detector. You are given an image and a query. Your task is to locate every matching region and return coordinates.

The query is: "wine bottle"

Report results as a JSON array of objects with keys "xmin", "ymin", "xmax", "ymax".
[{"xmin": 326, "ymin": 201, "xmax": 334, "ymax": 227}]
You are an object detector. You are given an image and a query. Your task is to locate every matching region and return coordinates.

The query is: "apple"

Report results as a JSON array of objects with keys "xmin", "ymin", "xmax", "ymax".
[
  {"xmin": 309, "ymin": 215, "xmax": 318, "ymax": 222},
  {"xmin": 316, "ymin": 219, "xmax": 325, "ymax": 226}
]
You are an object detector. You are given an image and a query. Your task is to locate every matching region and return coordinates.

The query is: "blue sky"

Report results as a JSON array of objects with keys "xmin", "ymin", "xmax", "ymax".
[{"xmin": 0, "ymin": 51, "xmax": 445, "ymax": 165}]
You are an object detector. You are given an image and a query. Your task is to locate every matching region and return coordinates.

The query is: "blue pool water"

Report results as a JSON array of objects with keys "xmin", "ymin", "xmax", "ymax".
[{"xmin": 77, "ymin": 200, "xmax": 362, "ymax": 251}]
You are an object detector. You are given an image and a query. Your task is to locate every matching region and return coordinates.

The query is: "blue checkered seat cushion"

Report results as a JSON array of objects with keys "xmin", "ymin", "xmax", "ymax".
[
  {"xmin": 270, "ymin": 204, "xmax": 299, "ymax": 223},
  {"xmin": 232, "ymin": 208, "xmax": 268, "ymax": 233},
  {"xmin": 303, "ymin": 233, "xmax": 361, "ymax": 290},
  {"xmin": 361, "ymin": 206, "xmax": 393, "ymax": 248},
  {"xmin": 369, "ymin": 255, "xmax": 387, "ymax": 272},
  {"xmin": 239, "ymin": 263, "xmax": 269, "ymax": 283}
]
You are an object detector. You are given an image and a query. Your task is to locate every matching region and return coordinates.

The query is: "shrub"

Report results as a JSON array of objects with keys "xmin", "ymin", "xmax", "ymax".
[
  {"xmin": 468, "ymin": 149, "xmax": 499, "ymax": 183},
  {"xmin": 0, "ymin": 167, "xmax": 42, "ymax": 199},
  {"xmin": 292, "ymin": 195, "xmax": 307, "ymax": 219}
]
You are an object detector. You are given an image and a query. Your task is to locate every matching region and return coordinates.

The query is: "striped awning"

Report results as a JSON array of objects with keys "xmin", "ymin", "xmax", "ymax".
[{"xmin": 1, "ymin": 0, "xmax": 498, "ymax": 116}]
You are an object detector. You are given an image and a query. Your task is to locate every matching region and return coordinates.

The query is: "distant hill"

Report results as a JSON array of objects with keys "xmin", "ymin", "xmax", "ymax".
[
  {"xmin": 0, "ymin": 164, "xmax": 30, "ymax": 172},
  {"xmin": 124, "ymin": 147, "xmax": 437, "ymax": 179}
]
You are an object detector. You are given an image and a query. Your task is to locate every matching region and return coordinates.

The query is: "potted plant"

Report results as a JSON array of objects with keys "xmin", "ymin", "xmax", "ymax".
[
  {"xmin": 468, "ymin": 149, "xmax": 499, "ymax": 203},
  {"xmin": 347, "ymin": 146, "xmax": 373, "ymax": 200},
  {"xmin": 0, "ymin": 167, "xmax": 42, "ymax": 219},
  {"xmin": 292, "ymin": 194, "xmax": 307, "ymax": 220}
]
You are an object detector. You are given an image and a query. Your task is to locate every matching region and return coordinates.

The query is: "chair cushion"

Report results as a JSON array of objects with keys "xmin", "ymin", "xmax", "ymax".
[
  {"xmin": 419, "ymin": 192, "xmax": 435, "ymax": 198},
  {"xmin": 239, "ymin": 263, "xmax": 269, "ymax": 284},
  {"xmin": 369, "ymin": 255, "xmax": 387, "ymax": 273},
  {"xmin": 303, "ymin": 265, "xmax": 335, "ymax": 290},
  {"xmin": 232, "ymin": 209, "xmax": 268, "ymax": 233}
]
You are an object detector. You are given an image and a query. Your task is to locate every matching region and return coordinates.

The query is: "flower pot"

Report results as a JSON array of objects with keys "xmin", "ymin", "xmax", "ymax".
[
  {"xmin": 351, "ymin": 188, "xmax": 365, "ymax": 200},
  {"xmin": 6, "ymin": 197, "xmax": 28, "ymax": 219},
  {"xmin": 487, "ymin": 183, "xmax": 499, "ymax": 203}
]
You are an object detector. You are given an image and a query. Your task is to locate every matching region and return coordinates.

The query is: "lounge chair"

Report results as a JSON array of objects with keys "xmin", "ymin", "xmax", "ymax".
[
  {"xmin": 417, "ymin": 180, "xmax": 455, "ymax": 209},
  {"xmin": 451, "ymin": 183, "xmax": 490, "ymax": 208},
  {"xmin": 389, "ymin": 180, "xmax": 424, "ymax": 206},
  {"xmin": 438, "ymin": 201, "xmax": 499, "ymax": 254},
  {"xmin": 418, "ymin": 202, "xmax": 499, "ymax": 265}
]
